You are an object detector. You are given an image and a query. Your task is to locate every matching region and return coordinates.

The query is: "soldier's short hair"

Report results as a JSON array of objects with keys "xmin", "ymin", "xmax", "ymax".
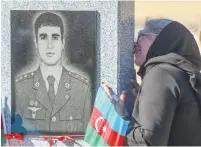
[{"xmin": 34, "ymin": 12, "xmax": 64, "ymax": 40}]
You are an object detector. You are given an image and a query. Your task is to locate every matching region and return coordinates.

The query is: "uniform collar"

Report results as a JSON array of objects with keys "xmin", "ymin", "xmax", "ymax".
[
  {"xmin": 33, "ymin": 66, "xmax": 71, "ymax": 91},
  {"xmin": 32, "ymin": 67, "xmax": 72, "ymax": 113},
  {"xmin": 40, "ymin": 64, "xmax": 63, "ymax": 85},
  {"xmin": 33, "ymin": 67, "xmax": 43, "ymax": 89}
]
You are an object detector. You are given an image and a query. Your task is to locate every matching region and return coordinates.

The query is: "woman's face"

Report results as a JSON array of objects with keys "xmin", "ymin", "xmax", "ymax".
[{"xmin": 134, "ymin": 31, "xmax": 157, "ymax": 66}]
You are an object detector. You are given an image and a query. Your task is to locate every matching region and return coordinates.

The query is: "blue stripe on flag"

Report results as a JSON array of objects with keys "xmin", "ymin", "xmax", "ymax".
[{"xmin": 94, "ymin": 86, "xmax": 129, "ymax": 136}]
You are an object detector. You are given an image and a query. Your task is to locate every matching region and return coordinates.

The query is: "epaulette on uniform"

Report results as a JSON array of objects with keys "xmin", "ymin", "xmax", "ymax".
[
  {"xmin": 68, "ymin": 71, "xmax": 90, "ymax": 85},
  {"xmin": 15, "ymin": 71, "xmax": 35, "ymax": 83}
]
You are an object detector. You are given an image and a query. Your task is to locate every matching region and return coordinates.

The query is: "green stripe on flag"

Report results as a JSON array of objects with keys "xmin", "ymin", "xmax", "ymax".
[
  {"xmin": 84, "ymin": 125, "xmax": 109, "ymax": 146},
  {"xmin": 1, "ymin": 129, "xmax": 6, "ymax": 146}
]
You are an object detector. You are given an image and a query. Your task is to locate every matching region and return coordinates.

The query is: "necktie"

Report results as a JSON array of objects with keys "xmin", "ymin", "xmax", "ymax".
[{"xmin": 47, "ymin": 76, "xmax": 56, "ymax": 101}]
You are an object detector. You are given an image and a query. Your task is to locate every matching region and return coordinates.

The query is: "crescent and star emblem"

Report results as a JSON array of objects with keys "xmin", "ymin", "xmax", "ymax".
[{"xmin": 95, "ymin": 116, "xmax": 107, "ymax": 133}]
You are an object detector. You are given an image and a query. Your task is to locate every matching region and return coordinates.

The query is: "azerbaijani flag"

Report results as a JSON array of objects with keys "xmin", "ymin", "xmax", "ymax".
[
  {"xmin": 1, "ymin": 114, "xmax": 6, "ymax": 146},
  {"xmin": 84, "ymin": 86, "xmax": 129, "ymax": 146}
]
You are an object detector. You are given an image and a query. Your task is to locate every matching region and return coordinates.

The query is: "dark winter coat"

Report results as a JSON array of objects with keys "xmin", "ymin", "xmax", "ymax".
[{"xmin": 127, "ymin": 21, "xmax": 201, "ymax": 146}]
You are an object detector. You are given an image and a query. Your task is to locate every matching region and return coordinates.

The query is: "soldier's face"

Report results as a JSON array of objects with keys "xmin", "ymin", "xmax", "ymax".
[{"xmin": 36, "ymin": 25, "xmax": 64, "ymax": 65}]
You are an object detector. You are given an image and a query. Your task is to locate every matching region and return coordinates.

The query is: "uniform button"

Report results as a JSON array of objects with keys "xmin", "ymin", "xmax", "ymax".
[
  {"xmin": 35, "ymin": 82, "xmax": 40, "ymax": 87},
  {"xmin": 69, "ymin": 72, "xmax": 71, "ymax": 75},
  {"xmin": 16, "ymin": 79, "xmax": 18, "ymax": 82},
  {"xmin": 70, "ymin": 116, "xmax": 73, "ymax": 120},
  {"xmin": 31, "ymin": 72, "xmax": 34, "ymax": 76},
  {"xmin": 65, "ymin": 94, "xmax": 70, "ymax": 100},
  {"xmin": 52, "ymin": 116, "xmax": 56, "ymax": 122},
  {"xmin": 19, "ymin": 76, "xmax": 22, "ymax": 80},
  {"xmin": 24, "ymin": 75, "xmax": 27, "ymax": 78},
  {"xmin": 139, "ymin": 128, "xmax": 144, "ymax": 134},
  {"xmin": 65, "ymin": 83, "xmax": 70, "ymax": 88}
]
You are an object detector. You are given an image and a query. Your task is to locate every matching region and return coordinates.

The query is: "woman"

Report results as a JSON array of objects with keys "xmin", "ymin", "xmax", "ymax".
[{"xmin": 103, "ymin": 19, "xmax": 201, "ymax": 145}]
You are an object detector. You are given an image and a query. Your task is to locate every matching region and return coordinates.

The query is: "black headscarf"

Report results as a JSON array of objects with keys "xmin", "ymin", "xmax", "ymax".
[
  {"xmin": 137, "ymin": 21, "xmax": 201, "ymax": 119},
  {"xmin": 138, "ymin": 21, "xmax": 201, "ymax": 77}
]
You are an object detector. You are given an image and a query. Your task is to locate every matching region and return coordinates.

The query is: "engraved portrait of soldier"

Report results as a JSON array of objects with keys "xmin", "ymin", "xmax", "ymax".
[{"xmin": 11, "ymin": 11, "xmax": 96, "ymax": 134}]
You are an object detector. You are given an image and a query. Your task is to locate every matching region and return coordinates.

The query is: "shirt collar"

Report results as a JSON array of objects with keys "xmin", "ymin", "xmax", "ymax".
[{"xmin": 40, "ymin": 64, "xmax": 63, "ymax": 84}]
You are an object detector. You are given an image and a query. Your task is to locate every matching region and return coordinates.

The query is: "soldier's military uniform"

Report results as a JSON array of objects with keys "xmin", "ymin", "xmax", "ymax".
[{"xmin": 14, "ymin": 67, "xmax": 92, "ymax": 134}]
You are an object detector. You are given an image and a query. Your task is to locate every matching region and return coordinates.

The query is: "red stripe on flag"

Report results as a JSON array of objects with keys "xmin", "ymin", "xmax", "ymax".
[{"xmin": 89, "ymin": 107, "xmax": 125, "ymax": 146}]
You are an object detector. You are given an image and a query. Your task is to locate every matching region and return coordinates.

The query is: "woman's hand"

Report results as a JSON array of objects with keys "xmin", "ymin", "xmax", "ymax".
[
  {"xmin": 131, "ymin": 79, "xmax": 140, "ymax": 98},
  {"xmin": 101, "ymin": 82, "xmax": 128, "ymax": 118}
]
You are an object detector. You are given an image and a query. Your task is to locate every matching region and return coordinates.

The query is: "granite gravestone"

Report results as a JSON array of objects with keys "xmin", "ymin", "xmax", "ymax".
[{"xmin": 1, "ymin": 1, "xmax": 134, "ymax": 146}]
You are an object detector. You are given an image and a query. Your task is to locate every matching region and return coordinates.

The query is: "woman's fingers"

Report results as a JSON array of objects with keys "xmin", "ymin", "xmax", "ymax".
[
  {"xmin": 101, "ymin": 82, "xmax": 113, "ymax": 98},
  {"xmin": 102, "ymin": 82, "xmax": 128, "ymax": 117},
  {"xmin": 119, "ymin": 90, "xmax": 128, "ymax": 116},
  {"xmin": 131, "ymin": 79, "xmax": 140, "ymax": 97},
  {"xmin": 120, "ymin": 90, "xmax": 128, "ymax": 102}
]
